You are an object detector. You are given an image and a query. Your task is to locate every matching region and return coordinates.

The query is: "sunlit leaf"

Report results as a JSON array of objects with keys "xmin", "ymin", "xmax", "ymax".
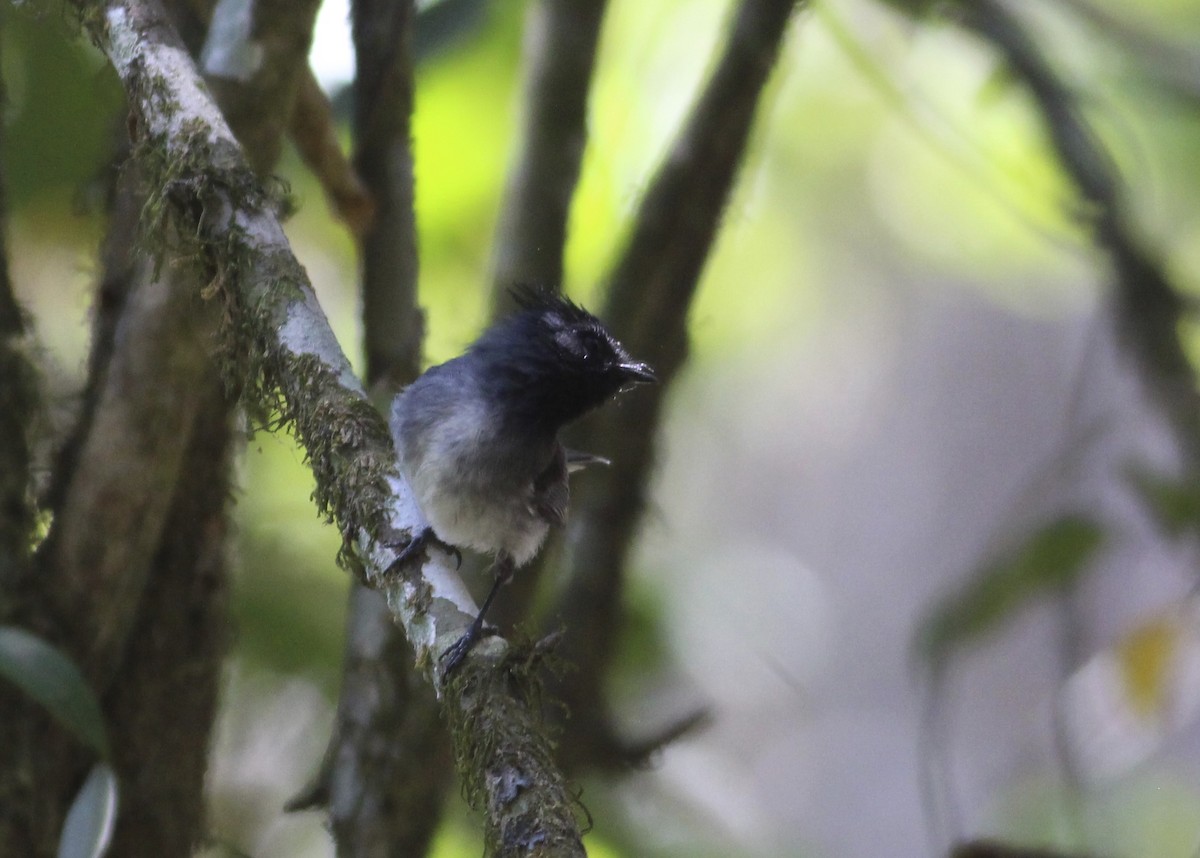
[
  {"xmin": 57, "ymin": 763, "xmax": 118, "ymax": 858},
  {"xmin": 0, "ymin": 625, "xmax": 110, "ymax": 758},
  {"xmin": 976, "ymin": 61, "xmax": 1020, "ymax": 107},
  {"xmin": 917, "ymin": 516, "xmax": 1104, "ymax": 667}
]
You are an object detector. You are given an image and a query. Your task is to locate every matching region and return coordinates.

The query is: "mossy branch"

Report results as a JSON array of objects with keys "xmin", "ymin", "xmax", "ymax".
[
  {"xmin": 312, "ymin": 1, "xmax": 453, "ymax": 854},
  {"xmin": 71, "ymin": 0, "xmax": 587, "ymax": 850}
]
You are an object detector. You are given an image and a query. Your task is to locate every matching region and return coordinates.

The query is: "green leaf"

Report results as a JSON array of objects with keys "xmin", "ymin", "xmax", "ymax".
[
  {"xmin": 917, "ymin": 516, "xmax": 1104, "ymax": 668},
  {"xmin": 1128, "ymin": 468, "xmax": 1200, "ymax": 539},
  {"xmin": 0, "ymin": 625, "xmax": 110, "ymax": 758},
  {"xmin": 57, "ymin": 763, "xmax": 118, "ymax": 858}
]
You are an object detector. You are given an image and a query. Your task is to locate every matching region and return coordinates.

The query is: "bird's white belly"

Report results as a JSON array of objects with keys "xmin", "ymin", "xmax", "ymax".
[
  {"xmin": 396, "ymin": 386, "xmax": 556, "ymax": 567},
  {"xmin": 408, "ymin": 454, "xmax": 550, "ymax": 567}
]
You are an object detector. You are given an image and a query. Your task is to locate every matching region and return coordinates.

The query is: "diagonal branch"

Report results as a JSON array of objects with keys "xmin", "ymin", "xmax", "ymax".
[
  {"xmin": 41, "ymin": 0, "xmax": 322, "ymax": 693},
  {"xmin": 15, "ymin": 1, "xmax": 321, "ymax": 850},
  {"xmin": 289, "ymin": 66, "xmax": 375, "ymax": 237},
  {"xmin": 954, "ymin": 0, "xmax": 1200, "ymax": 460},
  {"xmin": 548, "ymin": 0, "xmax": 800, "ymax": 768},
  {"xmin": 72, "ymin": 1, "xmax": 587, "ymax": 852},
  {"xmin": 304, "ymin": 2, "xmax": 455, "ymax": 856}
]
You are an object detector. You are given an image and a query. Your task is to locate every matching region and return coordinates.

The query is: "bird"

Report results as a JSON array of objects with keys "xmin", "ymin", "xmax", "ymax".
[{"xmin": 387, "ymin": 288, "xmax": 656, "ymax": 672}]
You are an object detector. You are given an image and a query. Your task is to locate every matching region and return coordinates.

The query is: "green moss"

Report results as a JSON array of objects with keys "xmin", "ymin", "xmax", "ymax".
[
  {"xmin": 442, "ymin": 645, "xmax": 585, "ymax": 854},
  {"xmin": 116, "ymin": 51, "xmax": 400, "ymax": 574}
]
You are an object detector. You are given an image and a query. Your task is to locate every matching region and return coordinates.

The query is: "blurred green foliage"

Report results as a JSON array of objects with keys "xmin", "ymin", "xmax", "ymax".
[
  {"xmin": 9, "ymin": 0, "xmax": 1200, "ymax": 854},
  {"xmin": 1, "ymin": 6, "xmax": 120, "ymax": 206},
  {"xmin": 917, "ymin": 516, "xmax": 1104, "ymax": 669},
  {"xmin": 1128, "ymin": 466, "xmax": 1200, "ymax": 539},
  {"xmin": 993, "ymin": 772, "xmax": 1200, "ymax": 857},
  {"xmin": 234, "ymin": 434, "xmax": 349, "ymax": 687},
  {"xmin": 0, "ymin": 624, "xmax": 110, "ymax": 758}
]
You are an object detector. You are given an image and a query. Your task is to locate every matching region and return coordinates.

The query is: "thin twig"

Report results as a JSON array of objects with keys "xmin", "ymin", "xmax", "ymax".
[{"xmin": 289, "ymin": 66, "xmax": 375, "ymax": 237}]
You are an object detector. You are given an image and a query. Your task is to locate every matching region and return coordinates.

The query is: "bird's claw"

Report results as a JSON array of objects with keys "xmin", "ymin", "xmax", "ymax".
[
  {"xmin": 439, "ymin": 623, "xmax": 500, "ymax": 675},
  {"xmin": 439, "ymin": 632, "xmax": 475, "ymax": 675},
  {"xmin": 383, "ymin": 527, "xmax": 461, "ymax": 577}
]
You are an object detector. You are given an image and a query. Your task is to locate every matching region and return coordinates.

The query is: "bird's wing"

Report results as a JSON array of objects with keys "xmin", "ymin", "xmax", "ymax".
[
  {"xmin": 564, "ymin": 448, "xmax": 611, "ymax": 473},
  {"xmin": 531, "ymin": 445, "xmax": 570, "ymax": 527}
]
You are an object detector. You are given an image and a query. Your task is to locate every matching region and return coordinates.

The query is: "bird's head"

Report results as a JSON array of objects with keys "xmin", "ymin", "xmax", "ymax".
[{"xmin": 474, "ymin": 288, "xmax": 656, "ymax": 430}]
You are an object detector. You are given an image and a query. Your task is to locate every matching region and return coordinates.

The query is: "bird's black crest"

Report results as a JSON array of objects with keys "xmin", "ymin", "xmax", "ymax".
[{"xmin": 508, "ymin": 286, "xmax": 599, "ymax": 328}]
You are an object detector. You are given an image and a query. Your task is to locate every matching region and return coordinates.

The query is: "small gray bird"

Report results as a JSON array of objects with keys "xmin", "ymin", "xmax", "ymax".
[{"xmin": 388, "ymin": 289, "xmax": 656, "ymax": 671}]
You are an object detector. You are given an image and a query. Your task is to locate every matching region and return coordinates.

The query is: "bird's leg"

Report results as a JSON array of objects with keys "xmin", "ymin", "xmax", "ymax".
[
  {"xmin": 440, "ymin": 553, "xmax": 515, "ymax": 674},
  {"xmin": 383, "ymin": 526, "xmax": 461, "ymax": 577}
]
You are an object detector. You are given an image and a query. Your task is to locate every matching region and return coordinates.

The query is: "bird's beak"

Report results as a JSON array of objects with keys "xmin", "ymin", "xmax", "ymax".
[{"xmin": 618, "ymin": 361, "xmax": 658, "ymax": 384}]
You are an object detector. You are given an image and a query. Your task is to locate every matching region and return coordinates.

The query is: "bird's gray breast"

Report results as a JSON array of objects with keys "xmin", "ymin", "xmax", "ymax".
[{"xmin": 391, "ymin": 367, "xmax": 559, "ymax": 565}]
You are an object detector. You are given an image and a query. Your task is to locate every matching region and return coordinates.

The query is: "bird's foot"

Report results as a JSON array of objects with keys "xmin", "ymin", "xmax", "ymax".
[
  {"xmin": 383, "ymin": 527, "xmax": 461, "ymax": 577},
  {"xmin": 439, "ymin": 621, "xmax": 500, "ymax": 675}
]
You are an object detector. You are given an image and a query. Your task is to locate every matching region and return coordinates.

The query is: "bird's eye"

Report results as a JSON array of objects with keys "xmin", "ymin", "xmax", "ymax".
[
  {"xmin": 555, "ymin": 328, "xmax": 590, "ymax": 358},
  {"xmin": 554, "ymin": 329, "xmax": 584, "ymax": 357}
]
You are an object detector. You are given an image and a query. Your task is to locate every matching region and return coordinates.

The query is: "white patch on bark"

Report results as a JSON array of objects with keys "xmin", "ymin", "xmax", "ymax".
[
  {"xmin": 104, "ymin": 3, "xmax": 228, "ymax": 145},
  {"xmin": 278, "ymin": 287, "xmax": 363, "ymax": 395},
  {"xmin": 104, "ymin": 7, "xmax": 138, "ymax": 75},
  {"xmin": 201, "ymin": 0, "xmax": 264, "ymax": 81}
]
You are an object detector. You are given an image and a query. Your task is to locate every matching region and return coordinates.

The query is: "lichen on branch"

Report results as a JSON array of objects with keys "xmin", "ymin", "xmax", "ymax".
[
  {"xmin": 70, "ymin": 0, "xmax": 590, "ymax": 849},
  {"xmin": 91, "ymin": 1, "xmax": 398, "ymax": 546}
]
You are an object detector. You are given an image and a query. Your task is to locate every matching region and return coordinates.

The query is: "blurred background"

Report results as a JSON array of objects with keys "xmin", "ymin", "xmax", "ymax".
[{"xmin": 7, "ymin": 0, "xmax": 1200, "ymax": 855}]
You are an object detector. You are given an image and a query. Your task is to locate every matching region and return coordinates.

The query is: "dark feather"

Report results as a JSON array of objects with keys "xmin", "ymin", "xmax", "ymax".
[{"xmin": 531, "ymin": 445, "xmax": 570, "ymax": 526}]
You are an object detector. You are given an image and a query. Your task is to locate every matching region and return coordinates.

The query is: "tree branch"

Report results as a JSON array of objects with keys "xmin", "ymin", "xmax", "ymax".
[
  {"xmin": 0, "ymin": 51, "xmax": 37, "ymax": 584},
  {"xmin": 102, "ymin": 360, "xmax": 231, "ymax": 855},
  {"xmin": 953, "ymin": 0, "xmax": 1200, "ymax": 460},
  {"xmin": 307, "ymin": 2, "xmax": 455, "ymax": 855},
  {"xmin": 489, "ymin": 0, "xmax": 608, "ymax": 312},
  {"xmin": 39, "ymin": 247, "xmax": 220, "ymax": 685},
  {"xmin": 352, "ymin": 0, "xmax": 423, "ymax": 397},
  {"xmin": 289, "ymin": 65, "xmax": 375, "ymax": 237},
  {"xmin": 199, "ymin": 0, "xmax": 322, "ymax": 174},
  {"xmin": 9, "ymin": 2, "xmax": 325, "ymax": 850},
  {"xmin": 1054, "ymin": 0, "xmax": 1200, "ymax": 108},
  {"xmin": 72, "ymin": 1, "xmax": 587, "ymax": 851},
  {"xmin": 548, "ymin": 0, "xmax": 800, "ymax": 768},
  {"xmin": 41, "ymin": 0, "xmax": 322, "ymax": 693}
]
